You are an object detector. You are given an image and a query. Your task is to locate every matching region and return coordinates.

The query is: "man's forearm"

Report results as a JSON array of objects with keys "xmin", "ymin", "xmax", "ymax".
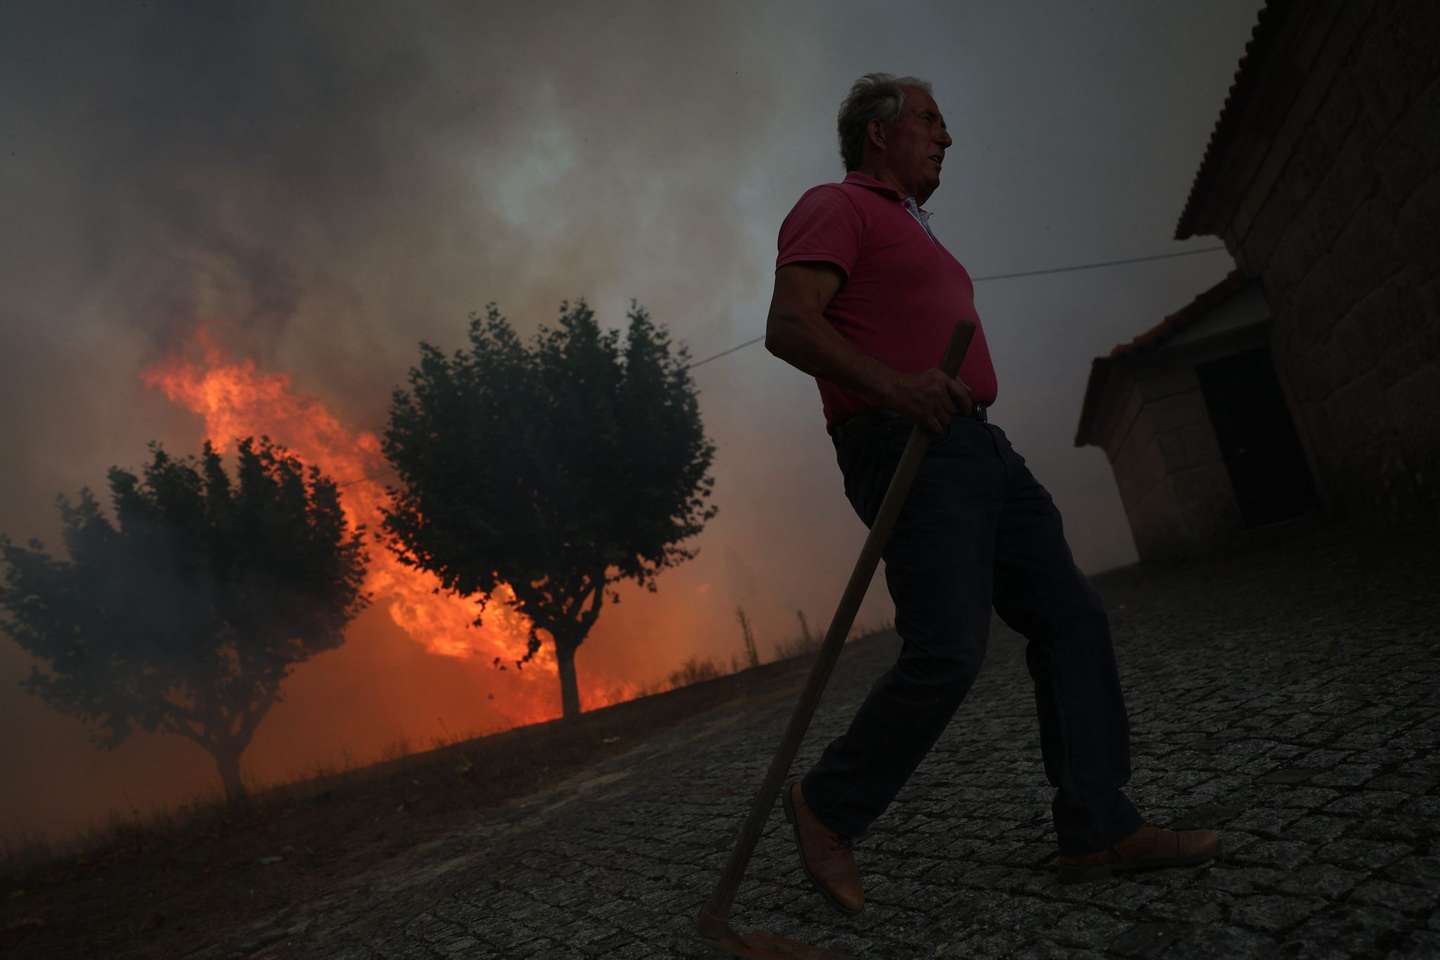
[{"xmin": 766, "ymin": 313, "xmax": 898, "ymax": 408}]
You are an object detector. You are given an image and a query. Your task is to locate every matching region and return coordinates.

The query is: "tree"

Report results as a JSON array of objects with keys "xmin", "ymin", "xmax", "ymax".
[
  {"xmin": 0, "ymin": 438, "xmax": 368, "ymax": 805},
  {"xmin": 382, "ymin": 298, "xmax": 717, "ymax": 719}
]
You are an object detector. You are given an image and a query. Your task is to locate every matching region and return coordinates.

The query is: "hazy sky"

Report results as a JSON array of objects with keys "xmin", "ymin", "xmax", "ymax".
[{"xmin": 1, "ymin": 0, "xmax": 1264, "ymax": 839}]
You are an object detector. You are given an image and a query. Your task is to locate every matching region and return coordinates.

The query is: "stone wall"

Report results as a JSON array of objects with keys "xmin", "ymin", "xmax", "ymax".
[
  {"xmin": 1214, "ymin": 1, "xmax": 1440, "ymax": 525},
  {"xmin": 1099, "ymin": 361, "xmax": 1241, "ymax": 561}
]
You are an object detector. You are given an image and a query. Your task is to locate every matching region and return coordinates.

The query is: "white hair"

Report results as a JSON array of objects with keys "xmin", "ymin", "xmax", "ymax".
[{"xmin": 837, "ymin": 73, "xmax": 933, "ymax": 171}]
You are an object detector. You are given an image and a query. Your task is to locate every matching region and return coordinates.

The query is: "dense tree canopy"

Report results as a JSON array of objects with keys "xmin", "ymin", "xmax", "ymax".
[
  {"xmin": 0, "ymin": 438, "xmax": 368, "ymax": 804},
  {"xmin": 382, "ymin": 299, "xmax": 717, "ymax": 718}
]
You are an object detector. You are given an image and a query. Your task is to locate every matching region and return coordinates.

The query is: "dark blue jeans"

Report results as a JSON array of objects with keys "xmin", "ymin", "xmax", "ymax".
[{"xmin": 801, "ymin": 412, "xmax": 1143, "ymax": 855}]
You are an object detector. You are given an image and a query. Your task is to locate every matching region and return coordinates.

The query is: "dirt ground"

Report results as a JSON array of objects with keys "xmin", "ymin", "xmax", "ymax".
[{"xmin": 0, "ymin": 650, "xmax": 821, "ymax": 960}]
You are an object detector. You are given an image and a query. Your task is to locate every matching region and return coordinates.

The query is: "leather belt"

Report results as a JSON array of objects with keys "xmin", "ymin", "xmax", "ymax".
[{"xmin": 828, "ymin": 404, "xmax": 988, "ymax": 441}]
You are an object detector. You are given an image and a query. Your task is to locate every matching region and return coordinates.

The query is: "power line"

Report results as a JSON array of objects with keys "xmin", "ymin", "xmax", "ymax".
[
  {"xmin": 336, "ymin": 244, "xmax": 1226, "ymax": 487},
  {"xmin": 683, "ymin": 244, "xmax": 1227, "ymax": 371},
  {"xmin": 969, "ymin": 244, "xmax": 1226, "ymax": 282}
]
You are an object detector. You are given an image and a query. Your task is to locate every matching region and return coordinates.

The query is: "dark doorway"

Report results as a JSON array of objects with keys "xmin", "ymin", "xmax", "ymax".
[{"xmin": 1196, "ymin": 347, "xmax": 1320, "ymax": 527}]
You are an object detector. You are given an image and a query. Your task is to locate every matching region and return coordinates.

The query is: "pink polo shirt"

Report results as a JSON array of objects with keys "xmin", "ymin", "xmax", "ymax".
[{"xmin": 775, "ymin": 170, "xmax": 998, "ymax": 428}]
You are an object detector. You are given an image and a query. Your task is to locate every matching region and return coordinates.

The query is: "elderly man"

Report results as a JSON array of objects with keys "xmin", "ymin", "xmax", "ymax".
[{"xmin": 765, "ymin": 73, "xmax": 1219, "ymax": 915}]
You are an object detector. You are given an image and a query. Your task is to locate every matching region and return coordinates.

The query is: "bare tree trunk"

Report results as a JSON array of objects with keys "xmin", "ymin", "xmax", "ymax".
[
  {"xmin": 556, "ymin": 640, "xmax": 582, "ymax": 720},
  {"xmin": 214, "ymin": 746, "xmax": 248, "ymax": 807}
]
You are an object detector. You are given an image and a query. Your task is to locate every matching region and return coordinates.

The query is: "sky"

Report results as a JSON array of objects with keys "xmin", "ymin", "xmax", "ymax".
[{"xmin": 0, "ymin": 0, "xmax": 1265, "ymax": 841}]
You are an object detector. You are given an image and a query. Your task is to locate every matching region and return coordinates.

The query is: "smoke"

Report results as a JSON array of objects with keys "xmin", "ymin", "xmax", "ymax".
[
  {"xmin": 1, "ymin": 0, "xmax": 1261, "ymax": 839},
  {"xmin": 0, "ymin": 0, "xmax": 791, "ymax": 839}
]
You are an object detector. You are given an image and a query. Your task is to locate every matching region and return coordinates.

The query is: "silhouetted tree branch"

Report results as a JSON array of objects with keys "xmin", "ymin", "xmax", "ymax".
[
  {"xmin": 0, "ymin": 438, "xmax": 369, "ymax": 805},
  {"xmin": 382, "ymin": 298, "xmax": 717, "ymax": 718}
]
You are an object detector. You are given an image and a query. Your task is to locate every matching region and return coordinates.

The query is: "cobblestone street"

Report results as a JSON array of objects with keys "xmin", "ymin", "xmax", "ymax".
[{"xmin": 191, "ymin": 519, "xmax": 1440, "ymax": 959}]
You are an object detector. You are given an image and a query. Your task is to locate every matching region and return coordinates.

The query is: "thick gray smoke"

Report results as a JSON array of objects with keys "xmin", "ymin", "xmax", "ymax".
[{"xmin": 0, "ymin": 0, "xmax": 1260, "ymax": 839}]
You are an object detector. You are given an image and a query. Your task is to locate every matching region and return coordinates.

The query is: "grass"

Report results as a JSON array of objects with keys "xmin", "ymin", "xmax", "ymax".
[
  {"xmin": 0, "ymin": 722, "xmax": 500, "ymax": 884},
  {"xmin": 659, "ymin": 614, "xmax": 899, "ymax": 692}
]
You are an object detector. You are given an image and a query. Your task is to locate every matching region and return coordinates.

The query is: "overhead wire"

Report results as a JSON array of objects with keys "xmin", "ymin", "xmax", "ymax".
[
  {"xmin": 337, "ymin": 243, "xmax": 1228, "ymax": 487},
  {"xmin": 683, "ymin": 244, "xmax": 1227, "ymax": 371}
]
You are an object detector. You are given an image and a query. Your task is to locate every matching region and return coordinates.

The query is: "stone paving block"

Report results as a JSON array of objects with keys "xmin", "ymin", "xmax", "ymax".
[
  {"xmin": 1008, "ymin": 939, "xmax": 1107, "ymax": 959},
  {"xmin": 535, "ymin": 880, "xmax": 590, "ymax": 909},
  {"xmin": 604, "ymin": 944, "xmax": 664, "ymax": 960},
  {"xmin": 1268, "ymin": 786, "xmax": 1346, "ymax": 809},
  {"xmin": 1347, "ymin": 878, "xmax": 1440, "ymax": 915},
  {"xmin": 1367, "ymin": 773, "xmax": 1440, "ymax": 794},
  {"xmin": 934, "ymin": 926, "xmax": 1037, "ymax": 958},
  {"xmin": 1151, "ymin": 923, "xmax": 1278, "ymax": 959},
  {"xmin": 1279, "ymin": 902, "xmax": 1415, "ymax": 958},
  {"xmin": 1390, "ymin": 931, "xmax": 1440, "ymax": 959},
  {"xmin": 1229, "ymin": 838, "xmax": 1314, "ymax": 870},
  {"xmin": 1108, "ymin": 920, "xmax": 1191, "ymax": 958},
  {"xmin": 1351, "ymin": 813, "xmax": 1435, "ymax": 844},
  {"xmin": 366, "ymin": 932, "xmax": 414, "ymax": 956},
  {"xmin": 734, "ymin": 883, "xmax": 806, "ymax": 914},
  {"xmin": 1225, "ymin": 807, "xmax": 1301, "ymax": 838},
  {"xmin": 1214, "ymin": 828, "xmax": 1260, "ymax": 856},
  {"xmin": 1310, "ymin": 763, "xmax": 1384, "ymax": 787},
  {"xmin": 1198, "ymin": 864, "xmax": 1289, "ymax": 895},
  {"xmin": 876, "ymin": 854, "xmax": 942, "ymax": 880},
  {"xmin": 924, "ymin": 931, "xmax": 989, "ymax": 958},
  {"xmin": 1383, "ymin": 855, "xmax": 1440, "ymax": 888},
  {"xmin": 1226, "ymin": 892, "xmax": 1328, "ymax": 932},
  {"xmin": 865, "ymin": 876, "xmax": 963, "ymax": 913},
  {"xmin": 639, "ymin": 927, "xmax": 731, "ymax": 959},
  {"xmin": 1141, "ymin": 885, "xmax": 1239, "ymax": 926},
  {"xmin": 1273, "ymin": 861, "xmax": 1369, "ymax": 899},
  {"xmin": 1323, "ymin": 789, "xmax": 1413, "ymax": 815},
  {"xmin": 1163, "ymin": 778, "xmax": 1233, "ymax": 806},
  {"xmin": 577, "ymin": 930, "xmax": 640, "ymax": 957},
  {"xmin": 955, "ymin": 887, "xmax": 1074, "ymax": 936},
  {"xmin": 1071, "ymin": 877, "xmax": 1168, "ymax": 912},
  {"xmin": 1282, "ymin": 812, "xmax": 1357, "ymax": 843},
  {"xmin": 1298, "ymin": 747, "xmax": 1356, "ymax": 767},
  {"xmin": 1045, "ymin": 904, "xmax": 1132, "ymax": 942},
  {"xmin": 510, "ymin": 937, "xmax": 586, "ymax": 960},
  {"xmin": 922, "ymin": 860, "xmax": 1011, "ymax": 891},
  {"xmin": 1313, "ymin": 837, "xmax": 1415, "ymax": 870},
  {"xmin": 989, "ymin": 867, "xmax": 1065, "ymax": 900},
  {"xmin": 431, "ymin": 935, "xmax": 481, "ymax": 956},
  {"xmin": 974, "ymin": 840, "xmax": 1032, "ymax": 864}
]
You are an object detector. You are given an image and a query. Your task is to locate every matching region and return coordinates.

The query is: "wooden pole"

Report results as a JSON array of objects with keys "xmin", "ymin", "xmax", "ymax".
[{"xmin": 697, "ymin": 320, "xmax": 976, "ymax": 938}]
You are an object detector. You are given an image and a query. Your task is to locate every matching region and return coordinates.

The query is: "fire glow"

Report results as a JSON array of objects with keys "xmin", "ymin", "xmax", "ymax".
[{"xmin": 141, "ymin": 327, "xmax": 636, "ymax": 724}]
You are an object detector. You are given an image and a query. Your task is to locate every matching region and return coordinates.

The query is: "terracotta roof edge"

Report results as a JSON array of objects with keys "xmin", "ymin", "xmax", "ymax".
[{"xmin": 1175, "ymin": 0, "xmax": 1295, "ymax": 240}]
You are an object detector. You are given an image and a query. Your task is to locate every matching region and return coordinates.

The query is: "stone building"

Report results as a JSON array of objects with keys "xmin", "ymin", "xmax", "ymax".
[
  {"xmin": 1075, "ymin": 272, "xmax": 1322, "ymax": 560},
  {"xmin": 1077, "ymin": 0, "xmax": 1439, "ymax": 560}
]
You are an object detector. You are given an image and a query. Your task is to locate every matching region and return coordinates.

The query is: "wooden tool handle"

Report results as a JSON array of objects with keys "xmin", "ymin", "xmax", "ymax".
[{"xmin": 698, "ymin": 320, "xmax": 976, "ymax": 932}]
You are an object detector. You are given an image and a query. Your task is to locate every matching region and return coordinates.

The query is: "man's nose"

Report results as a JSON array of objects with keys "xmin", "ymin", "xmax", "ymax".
[{"xmin": 937, "ymin": 130, "xmax": 953, "ymax": 148}]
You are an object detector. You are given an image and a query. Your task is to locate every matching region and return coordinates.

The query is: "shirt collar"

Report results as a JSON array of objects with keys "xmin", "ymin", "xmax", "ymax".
[{"xmin": 843, "ymin": 170, "xmax": 931, "ymax": 219}]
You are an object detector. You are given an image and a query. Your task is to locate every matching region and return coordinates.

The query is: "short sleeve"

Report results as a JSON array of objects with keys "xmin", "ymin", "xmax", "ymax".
[{"xmin": 776, "ymin": 185, "xmax": 862, "ymax": 278}]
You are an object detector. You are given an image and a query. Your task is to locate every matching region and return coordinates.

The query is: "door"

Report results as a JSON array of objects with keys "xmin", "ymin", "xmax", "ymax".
[{"xmin": 1195, "ymin": 346, "xmax": 1320, "ymax": 527}]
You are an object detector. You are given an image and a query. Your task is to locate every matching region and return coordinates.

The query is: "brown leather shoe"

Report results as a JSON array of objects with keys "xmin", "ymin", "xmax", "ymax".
[
  {"xmin": 782, "ymin": 781, "xmax": 863, "ymax": 914},
  {"xmin": 1056, "ymin": 822, "xmax": 1221, "ymax": 883}
]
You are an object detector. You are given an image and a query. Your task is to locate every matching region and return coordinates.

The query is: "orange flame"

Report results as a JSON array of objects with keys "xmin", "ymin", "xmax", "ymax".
[{"xmin": 141, "ymin": 326, "xmax": 635, "ymax": 724}]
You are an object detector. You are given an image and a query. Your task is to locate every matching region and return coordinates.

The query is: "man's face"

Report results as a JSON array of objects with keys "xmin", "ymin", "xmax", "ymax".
[{"xmin": 875, "ymin": 87, "xmax": 952, "ymax": 204}]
